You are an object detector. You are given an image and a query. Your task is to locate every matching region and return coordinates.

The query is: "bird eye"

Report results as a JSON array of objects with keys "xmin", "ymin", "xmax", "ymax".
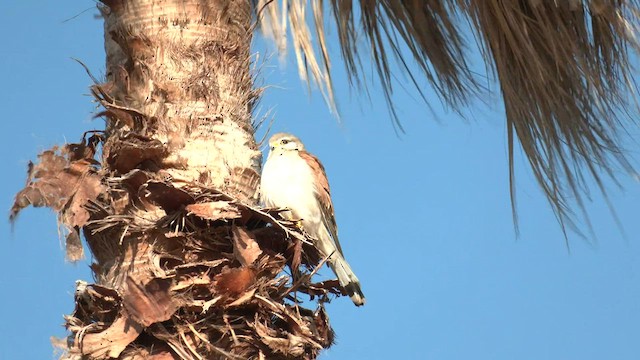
[{"xmin": 281, "ymin": 139, "xmax": 290, "ymax": 145}]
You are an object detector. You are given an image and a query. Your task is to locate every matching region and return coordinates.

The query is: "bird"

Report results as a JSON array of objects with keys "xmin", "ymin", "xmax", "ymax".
[{"xmin": 260, "ymin": 132, "xmax": 365, "ymax": 306}]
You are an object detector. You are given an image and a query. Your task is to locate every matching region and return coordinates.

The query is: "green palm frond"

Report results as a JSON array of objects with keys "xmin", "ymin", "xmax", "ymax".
[{"xmin": 255, "ymin": 0, "xmax": 640, "ymax": 235}]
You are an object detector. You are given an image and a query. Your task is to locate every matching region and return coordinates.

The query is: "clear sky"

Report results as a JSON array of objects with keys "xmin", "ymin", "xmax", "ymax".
[{"xmin": 1, "ymin": 3, "xmax": 639, "ymax": 360}]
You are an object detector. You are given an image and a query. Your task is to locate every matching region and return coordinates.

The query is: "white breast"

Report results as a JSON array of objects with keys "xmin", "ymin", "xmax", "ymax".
[{"xmin": 260, "ymin": 150, "xmax": 321, "ymax": 230}]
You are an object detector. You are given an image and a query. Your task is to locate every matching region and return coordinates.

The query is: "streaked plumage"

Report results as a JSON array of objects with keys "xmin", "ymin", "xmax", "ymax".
[{"xmin": 260, "ymin": 133, "xmax": 365, "ymax": 306}]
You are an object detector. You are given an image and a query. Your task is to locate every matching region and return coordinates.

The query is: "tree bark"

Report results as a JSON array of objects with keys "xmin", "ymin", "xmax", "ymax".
[{"xmin": 102, "ymin": 0, "xmax": 261, "ymax": 204}]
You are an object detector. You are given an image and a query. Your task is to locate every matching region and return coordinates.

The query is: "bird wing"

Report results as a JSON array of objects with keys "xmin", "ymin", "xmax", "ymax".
[{"xmin": 298, "ymin": 150, "xmax": 344, "ymax": 254}]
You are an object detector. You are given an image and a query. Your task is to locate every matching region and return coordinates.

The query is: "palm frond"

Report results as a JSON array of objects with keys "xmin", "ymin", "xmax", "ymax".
[{"xmin": 255, "ymin": 0, "xmax": 640, "ymax": 234}]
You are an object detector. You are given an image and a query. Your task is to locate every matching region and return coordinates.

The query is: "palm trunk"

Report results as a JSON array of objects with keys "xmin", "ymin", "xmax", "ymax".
[
  {"xmin": 102, "ymin": 0, "xmax": 261, "ymax": 201},
  {"xmin": 12, "ymin": 1, "xmax": 336, "ymax": 359}
]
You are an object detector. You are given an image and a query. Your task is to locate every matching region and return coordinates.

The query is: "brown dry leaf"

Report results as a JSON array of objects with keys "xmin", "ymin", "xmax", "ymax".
[
  {"xmin": 76, "ymin": 310, "xmax": 143, "ymax": 359},
  {"xmin": 95, "ymin": 108, "xmax": 136, "ymax": 130},
  {"xmin": 105, "ymin": 133, "xmax": 166, "ymax": 173},
  {"xmin": 120, "ymin": 169, "xmax": 150, "ymax": 193},
  {"xmin": 118, "ymin": 343, "xmax": 177, "ymax": 360},
  {"xmin": 123, "ymin": 277, "xmax": 178, "ymax": 327},
  {"xmin": 252, "ymin": 227, "xmax": 290, "ymax": 257},
  {"xmin": 65, "ymin": 134, "xmax": 102, "ymax": 162},
  {"xmin": 256, "ymin": 253, "xmax": 288, "ymax": 278},
  {"xmin": 144, "ymin": 351, "xmax": 176, "ymax": 360},
  {"xmin": 142, "ymin": 181, "xmax": 194, "ymax": 212},
  {"xmin": 11, "ymin": 150, "xmax": 102, "ymax": 220},
  {"xmin": 226, "ymin": 288, "xmax": 257, "ymax": 308},
  {"xmin": 74, "ymin": 281, "xmax": 121, "ymax": 322},
  {"xmin": 312, "ymin": 306, "xmax": 334, "ymax": 348},
  {"xmin": 289, "ymin": 236, "xmax": 302, "ymax": 273},
  {"xmin": 146, "ymin": 351, "xmax": 176, "ymax": 360},
  {"xmin": 171, "ymin": 271, "xmax": 212, "ymax": 292},
  {"xmin": 254, "ymin": 321, "xmax": 306, "ymax": 357},
  {"xmin": 186, "ymin": 201, "xmax": 242, "ymax": 221},
  {"xmin": 65, "ymin": 230, "xmax": 84, "ymax": 262},
  {"xmin": 148, "ymin": 323, "xmax": 199, "ymax": 360},
  {"xmin": 232, "ymin": 226, "xmax": 262, "ymax": 267},
  {"xmin": 11, "ymin": 147, "xmax": 104, "ymax": 261},
  {"xmin": 213, "ymin": 267, "xmax": 257, "ymax": 297},
  {"xmin": 254, "ymin": 296, "xmax": 310, "ymax": 337},
  {"xmin": 122, "ymin": 350, "xmax": 176, "ymax": 360},
  {"xmin": 62, "ymin": 160, "xmax": 104, "ymax": 228},
  {"xmin": 110, "ymin": 190, "xmax": 130, "ymax": 215}
]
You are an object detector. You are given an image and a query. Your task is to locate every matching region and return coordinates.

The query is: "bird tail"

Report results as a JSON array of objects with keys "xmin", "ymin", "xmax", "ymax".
[{"xmin": 328, "ymin": 253, "xmax": 366, "ymax": 306}]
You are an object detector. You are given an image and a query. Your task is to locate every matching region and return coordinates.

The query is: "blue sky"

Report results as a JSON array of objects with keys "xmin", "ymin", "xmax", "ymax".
[{"xmin": 1, "ymin": 2, "xmax": 639, "ymax": 360}]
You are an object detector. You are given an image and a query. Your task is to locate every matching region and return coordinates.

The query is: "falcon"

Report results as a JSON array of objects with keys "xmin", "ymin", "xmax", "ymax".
[{"xmin": 260, "ymin": 133, "xmax": 365, "ymax": 306}]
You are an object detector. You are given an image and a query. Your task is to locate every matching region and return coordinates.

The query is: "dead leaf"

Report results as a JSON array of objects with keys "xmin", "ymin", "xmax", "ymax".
[
  {"xmin": 105, "ymin": 133, "xmax": 166, "ymax": 173},
  {"xmin": 76, "ymin": 309, "xmax": 143, "ymax": 358},
  {"xmin": 65, "ymin": 133, "xmax": 102, "ymax": 162},
  {"xmin": 289, "ymin": 236, "xmax": 302, "ymax": 273},
  {"xmin": 120, "ymin": 169, "xmax": 150, "ymax": 193},
  {"xmin": 313, "ymin": 306, "xmax": 334, "ymax": 348},
  {"xmin": 227, "ymin": 288, "xmax": 256, "ymax": 308},
  {"xmin": 11, "ymin": 146, "xmax": 104, "ymax": 262},
  {"xmin": 118, "ymin": 345, "xmax": 177, "ymax": 360},
  {"xmin": 74, "ymin": 281, "xmax": 121, "ymax": 324},
  {"xmin": 232, "ymin": 226, "xmax": 262, "ymax": 267},
  {"xmin": 213, "ymin": 267, "xmax": 257, "ymax": 297},
  {"xmin": 186, "ymin": 201, "xmax": 242, "ymax": 221},
  {"xmin": 12, "ymin": 150, "xmax": 100, "ymax": 218},
  {"xmin": 145, "ymin": 350, "xmax": 176, "ymax": 360},
  {"xmin": 172, "ymin": 271, "xmax": 212, "ymax": 292},
  {"xmin": 123, "ymin": 276, "xmax": 178, "ymax": 327},
  {"xmin": 254, "ymin": 321, "xmax": 306, "ymax": 357},
  {"xmin": 65, "ymin": 229, "xmax": 84, "ymax": 262},
  {"xmin": 62, "ymin": 161, "xmax": 104, "ymax": 228},
  {"xmin": 142, "ymin": 181, "xmax": 194, "ymax": 212}
]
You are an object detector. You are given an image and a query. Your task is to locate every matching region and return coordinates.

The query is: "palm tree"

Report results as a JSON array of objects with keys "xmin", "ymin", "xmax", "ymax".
[{"xmin": 11, "ymin": 0, "xmax": 638, "ymax": 359}]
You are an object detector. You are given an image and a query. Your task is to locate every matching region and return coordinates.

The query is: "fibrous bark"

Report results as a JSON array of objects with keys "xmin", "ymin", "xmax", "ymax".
[{"xmin": 101, "ymin": 0, "xmax": 261, "ymax": 203}]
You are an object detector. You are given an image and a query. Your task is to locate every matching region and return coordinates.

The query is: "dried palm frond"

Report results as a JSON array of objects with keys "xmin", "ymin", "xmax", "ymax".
[{"xmin": 255, "ymin": 0, "xmax": 640, "ymax": 235}]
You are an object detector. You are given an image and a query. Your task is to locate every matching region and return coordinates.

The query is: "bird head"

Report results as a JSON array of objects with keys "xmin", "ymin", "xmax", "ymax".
[{"xmin": 268, "ymin": 133, "xmax": 305, "ymax": 153}]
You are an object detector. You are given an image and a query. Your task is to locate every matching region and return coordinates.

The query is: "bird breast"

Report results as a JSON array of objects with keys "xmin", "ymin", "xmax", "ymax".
[{"xmin": 261, "ymin": 151, "xmax": 321, "ymax": 226}]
